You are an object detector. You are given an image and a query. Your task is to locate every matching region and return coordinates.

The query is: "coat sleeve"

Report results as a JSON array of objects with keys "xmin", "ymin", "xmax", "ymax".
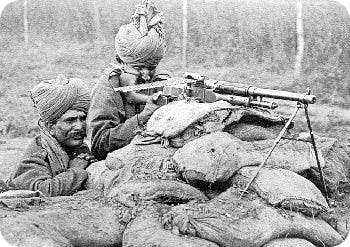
[
  {"xmin": 87, "ymin": 74, "xmax": 142, "ymax": 160},
  {"xmin": 9, "ymin": 139, "xmax": 88, "ymax": 197}
]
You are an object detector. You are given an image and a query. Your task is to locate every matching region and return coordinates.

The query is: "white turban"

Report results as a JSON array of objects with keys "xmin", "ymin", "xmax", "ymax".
[
  {"xmin": 115, "ymin": 0, "xmax": 166, "ymax": 67},
  {"xmin": 29, "ymin": 74, "xmax": 90, "ymax": 123}
]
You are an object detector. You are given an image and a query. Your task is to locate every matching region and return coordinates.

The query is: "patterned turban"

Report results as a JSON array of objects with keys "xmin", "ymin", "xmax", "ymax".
[
  {"xmin": 115, "ymin": 0, "xmax": 166, "ymax": 67},
  {"xmin": 29, "ymin": 74, "xmax": 91, "ymax": 123}
]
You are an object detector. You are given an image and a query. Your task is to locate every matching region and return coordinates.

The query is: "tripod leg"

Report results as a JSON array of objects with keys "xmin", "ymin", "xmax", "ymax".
[
  {"xmin": 239, "ymin": 104, "xmax": 300, "ymax": 200},
  {"xmin": 304, "ymin": 104, "xmax": 329, "ymax": 205}
]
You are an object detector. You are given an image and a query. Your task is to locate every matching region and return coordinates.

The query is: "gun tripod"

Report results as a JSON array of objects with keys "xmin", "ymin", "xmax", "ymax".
[{"xmin": 239, "ymin": 91, "xmax": 329, "ymax": 205}]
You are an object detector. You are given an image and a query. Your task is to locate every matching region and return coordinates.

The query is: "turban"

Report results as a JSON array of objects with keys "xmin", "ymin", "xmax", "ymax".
[
  {"xmin": 29, "ymin": 74, "xmax": 91, "ymax": 123},
  {"xmin": 115, "ymin": 0, "xmax": 166, "ymax": 67}
]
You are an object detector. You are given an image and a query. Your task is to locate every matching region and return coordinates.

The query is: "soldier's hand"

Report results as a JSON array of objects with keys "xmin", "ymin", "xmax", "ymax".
[
  {"xmin": 136, "ymin": 92, "xmax": 163, "ymax": 125},
  {"xmin": 141, "ymin": 92, "xmax": 163, "ymax": 116},
  {"xmin": 69, "ymin": 153, "xmax": 97, "ymax": 170},
  {"xmin": 76, "ymin": 153, "xmax": 98, "ymax": 163},
  {"xmin": 69, "ymin": 157, "xmax": 89, "ymax": 170}
]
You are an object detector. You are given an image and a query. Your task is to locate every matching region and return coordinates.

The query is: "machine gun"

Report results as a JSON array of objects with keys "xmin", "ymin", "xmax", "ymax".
[
  {"xmin": 113, "ymin": 70, "xmax": 328, "ymax": 204},
  {"xmin": 113, "ymin": 70, "xmax": 315, "ymax": 109}
]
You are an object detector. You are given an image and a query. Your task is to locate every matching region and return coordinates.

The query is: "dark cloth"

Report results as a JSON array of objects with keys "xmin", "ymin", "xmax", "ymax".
[
  {"xmin": 87, "ymin": 69, "xmax": 150, "ymax": 160},
  {"xmin": 8, "ymin": 135, "xmax": 89, "ymax": 197}
]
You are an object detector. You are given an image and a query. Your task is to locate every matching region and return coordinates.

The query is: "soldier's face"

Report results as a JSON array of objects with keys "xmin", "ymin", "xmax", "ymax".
[
  {"xmin": 135, "ymin": 65, "xmax": 157, "ymax": 83},
  {"xmin": 48, "ymin": 110, "xmax": 87, "ymax": 150}
]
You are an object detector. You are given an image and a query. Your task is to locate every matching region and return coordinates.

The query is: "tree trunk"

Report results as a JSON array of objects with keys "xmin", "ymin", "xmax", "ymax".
[
  {"xmin": 182, "ymin": 0, "xmax": 188, "ymax": 71},
  {"xmin": 294, "ymin": 1, "xmax": 304, "ymax": 76},
  {"xmin": 23, "ymin": 0, "xmax": 29, "ymax": 46}
]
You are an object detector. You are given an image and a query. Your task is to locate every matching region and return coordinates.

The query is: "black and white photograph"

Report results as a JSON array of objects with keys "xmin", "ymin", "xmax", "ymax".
[{"xmin": 0, "ymin": 0, "xmax": 349, "ymax": 246}]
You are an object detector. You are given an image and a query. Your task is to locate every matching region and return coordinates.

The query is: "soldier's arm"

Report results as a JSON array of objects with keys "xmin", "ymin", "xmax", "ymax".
[
  {"xmin": 87, "ymin": 74, "xmax": 146, "ymax": 160},
  {"xmin": 9, "ymin": 139, "xmax": 88, "ymax": 197}
]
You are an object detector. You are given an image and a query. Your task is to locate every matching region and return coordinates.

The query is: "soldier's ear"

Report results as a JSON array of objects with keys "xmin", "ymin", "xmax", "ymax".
[{"xmin": 46, "ymin": 121, "xmax": 56, "ymax": 136}]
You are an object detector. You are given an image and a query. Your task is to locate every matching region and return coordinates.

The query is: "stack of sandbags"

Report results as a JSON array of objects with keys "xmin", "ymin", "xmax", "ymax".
[
  {"xmin": 172, "ymin": 131, "xmax": 334, "ymax": 188},
  {"xmin": 83, "ymin": 101, "xmax": 348, "ymax": 246},
  {"xmin": 86, "ymin": 136, "xmax": 177, "ymax": 192},
  {"xmin": 86, "ymin": 136, "xmax": 207, "ymax": 206}
]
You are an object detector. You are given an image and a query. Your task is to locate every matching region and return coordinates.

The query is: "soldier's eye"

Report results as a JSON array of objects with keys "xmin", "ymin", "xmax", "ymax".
[{"xmin": 64, "ymin": 118, "xmax": 75, "ymax": 123}]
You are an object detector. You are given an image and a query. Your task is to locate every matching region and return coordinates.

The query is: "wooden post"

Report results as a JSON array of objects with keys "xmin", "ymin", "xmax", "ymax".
[
  {"xmin": 93, "ymin": 0, "xmax": 102, "ymax": 44},
  {"xmin": 294, "ymin": 0, "xmax": 304, "ymax": 76},
  {"xmin": 23, "ymin": 0, "xmax": 29, "ymax": 46},
  {"xmin": 182, "ymin": 0, "xmax": 188, "ymax": 71}
]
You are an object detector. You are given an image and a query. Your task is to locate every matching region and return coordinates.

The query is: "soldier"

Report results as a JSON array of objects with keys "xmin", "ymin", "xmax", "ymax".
[
  {"xmin": 87, "ymin": 0, "xmax": 166, "ymax": 160},
  {"xmin": 8, "ymin": 74, "xmax": 95, "ymax": 197}
]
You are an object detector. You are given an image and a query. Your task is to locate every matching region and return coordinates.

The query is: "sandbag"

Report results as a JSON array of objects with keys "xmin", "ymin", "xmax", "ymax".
[
  {"xmin": 146, "ymin": 100, "xmax": 233, "ymax": 138},
  {"xmin": 173, "ymin": 132, "xmax": 262, "ymax": 186},
  {"xmin": 235, "ymin": 167, "xmax": 329, "ymax": 216},
  {"xmin": 308, "ymin": 136, "xmax": 350, "ymax": 194},
  {"xmin": 107, "ymin": 180, "xmax": 208, "ymax": 206},
  {"xmin": 263, "ymin": 238, "xmax": 316, "ymax": 247},
  {"xmin": 146, "ymin": 100, "xmax": 285, "ymax": 147},
  {"xmin": 0, "ymin": 190, "xmax": 44, "ymax": 199},
  {"xmin": 86, "ymin": 160, "xmax": 112, "ymax": 191},
  {"xmin": 252, "ymin": 138, "xmax": 325, "ymax": 173},
  {"xmin": 123, "ymin": 203, "xmax": 219, "ymax": 247},
  {"xmin": 0, "ymin": 191, "xmax": 127, "ymax": 247},
  {"xmin": 224, "ymin": 123, "xmax": 282, "ymax": 142},
  {"xmin": 162, "ymin": 187, "xmax": 343, "ymax": 247}
]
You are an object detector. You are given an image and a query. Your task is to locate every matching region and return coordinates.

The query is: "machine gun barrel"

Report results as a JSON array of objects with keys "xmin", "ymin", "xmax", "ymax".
[
  {"xmin": 212, "ymin": 81, "xmax": 316, "ymax": 104},
  {"xmin": 212, "ymin": 92, "xmax": 278, "ymax": 109}
]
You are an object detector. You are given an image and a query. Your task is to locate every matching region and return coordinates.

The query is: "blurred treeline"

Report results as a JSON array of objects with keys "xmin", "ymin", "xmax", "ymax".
[{"xmin": 1, "ymin": 0, "xmax": 350, "ymax": 106}]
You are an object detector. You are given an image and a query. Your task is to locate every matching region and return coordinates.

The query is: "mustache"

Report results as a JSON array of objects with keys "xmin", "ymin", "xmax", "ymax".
[{"xmin": 68, "ymin": 131, "xmax": 86, "ymax": 138}]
